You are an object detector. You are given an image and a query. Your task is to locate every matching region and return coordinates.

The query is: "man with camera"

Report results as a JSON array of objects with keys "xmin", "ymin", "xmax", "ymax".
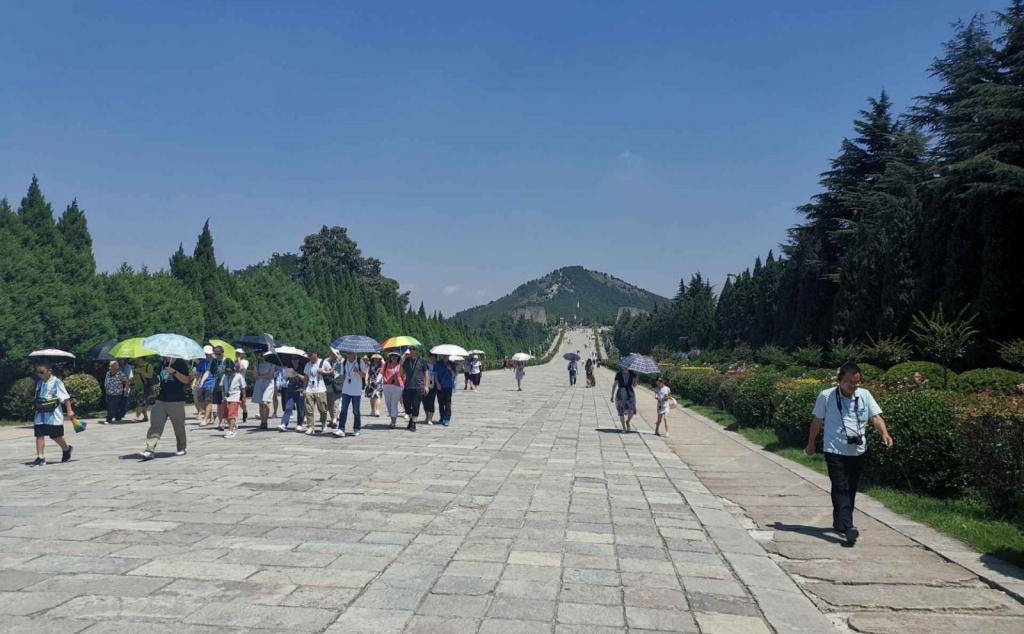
[{"xmin": 805, "ymin": 362, "xmax": 893, "ymax": 546}]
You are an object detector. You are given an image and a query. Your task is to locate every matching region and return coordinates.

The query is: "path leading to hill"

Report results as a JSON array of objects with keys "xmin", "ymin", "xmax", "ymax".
[{"xmin": 0, "ymin": 330, "xmax": 1021, "ymax": 633}]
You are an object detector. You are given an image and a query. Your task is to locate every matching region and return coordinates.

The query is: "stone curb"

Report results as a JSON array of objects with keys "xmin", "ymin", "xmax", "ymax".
[{"xmin": 674, "ymin": 400, "xmax": 1024, "ymax": 605}]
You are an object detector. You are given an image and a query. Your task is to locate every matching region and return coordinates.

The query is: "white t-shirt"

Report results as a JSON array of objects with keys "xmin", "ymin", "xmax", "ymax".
[
  {"xmin": 656, "ymin": 386, "xmax": 671, "ymax": 414},
  {"xmin": 304, "ymin": 359, "xmax": 330, "ymax": 394},
  {"xmin": 34, "ymin": 377, "xmax": 70, "ymax": 426},
  {"xmin": 812, "ymin": 386, "xmax": 882, "ymax": 457},
  {"xmin": 237, "ymin": 358, "xmax": 250, "ymax": 387},
  {"xmin": 469, "ymin": 360, "xmax": 481, "ymax": 375},
  {"xmin": 222, "ymin": 373, "xmax": 244, "ymax": 403},
  {"xmin": 339, "ymin": 359, "xmax": 368, "ymax": 397}
]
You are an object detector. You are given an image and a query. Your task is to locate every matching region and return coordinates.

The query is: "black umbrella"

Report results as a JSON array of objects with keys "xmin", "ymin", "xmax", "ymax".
[
  {"xmin": 563, "ymin": 352, "xmax": 581, "ymax": 361},
  {"xmin": 235, "ymin": 333, "xmax": 276, "ymax": 352},
  {"xmin": 87, "ymin": 339, "xmax": 118, "ymax": 361}
]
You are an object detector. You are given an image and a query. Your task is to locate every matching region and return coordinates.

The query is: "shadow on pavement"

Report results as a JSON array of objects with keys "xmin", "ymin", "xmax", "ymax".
[{"xmin": 771, "ymin": 522, "xmax": 846, "ymax": 545}]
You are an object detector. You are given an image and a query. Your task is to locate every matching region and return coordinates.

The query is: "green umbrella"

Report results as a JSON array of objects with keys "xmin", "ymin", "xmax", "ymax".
[{"xmin": 109, "ymin": 337, "xmax": 156, "ymax": 359}]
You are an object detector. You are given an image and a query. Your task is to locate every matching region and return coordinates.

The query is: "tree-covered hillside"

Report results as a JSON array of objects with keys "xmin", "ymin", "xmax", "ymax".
[{"xmin": 455, "ymin": 266, "xmax": 668, "ymax": 327}]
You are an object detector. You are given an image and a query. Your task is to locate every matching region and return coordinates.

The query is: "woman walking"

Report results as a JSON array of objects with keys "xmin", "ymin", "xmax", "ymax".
[
  {"xmin": 252, "ymin": 353, "xmax": 276, "ymax": 429},
  {"xmin": 381, "ymin": 352, "xmax": 404, "ymax": 428},
  {"xmin": 103, "ymin": 361, "xmax": 128, "ymax": 424},
  {"xmin": 514, "ymin": 359, "xmax": 525, "ymax": 391},
  {"xmin": 611, "ymin": 367, "xmax": 638, "ymax": 432},
  {"xmin": 434, "ymin": 356, "xmax": 456, "ymax": 426},
  {"xmin": 422, "ymin": 354, "xmax": 438, "ymax": 424},
  {"xmin": 585, "ymin": 358, "xmax": 595, "ymax": 388},
  {"xmin": 140, "ymin": 356, "xmax": 191, "ymax": 459},
  {"xmin": 366, "ymin": 355, "xmax": 384, "ymax": 416},
  {"xmin": 278, "ymin": 358, "xmax": 306, "ymax": 431}
]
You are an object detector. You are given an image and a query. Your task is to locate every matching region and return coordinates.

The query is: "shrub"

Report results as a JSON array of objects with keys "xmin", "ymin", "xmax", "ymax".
[
  {"xmin": 866, "ymin": 390, "xmax": 966, "ymax": 498},
  {"xmin": 961, "ymin": 398, "xmax": 1024, "ymax": 519},
  {"xmin": 730, "ymin": 342, "xmax": 755, "ymax": 364},
  {"xmin": 801, "ymin": 368, "xmax": 836, "ymax": 382},
  {"xmin": 863, "ymin": 334, "xmax": 912, "ymax": 368},
  {"xmin": 792, "ymin": 344, "xmax": 824, "ymax": 368},
  {"xmin": 882, "ymin": 361, "xmax": 950, "ymax": 389},
  {"xmin": 828, "ymin": 337, "xmax": 862, "ymax": 366},
  {"xmin": 717, "ymin": 376, "xmax": 743, "ymax": 412},
  {"xmin": 782, "ymin": 365, "xmax": 808, "ymax": 378},
  {"xmin": 857, "ymin": 363, "xmax": 884, "ymax": 383},
  {"xmin": 756, "ymin": 345, "xmax": 791, "ymax": 368},
  {"xmin": 954, "ymin": 368, "xmax": 1024, "ymax": 396},
  {"xmin": 996, "ymin": 339, "xmax": 1024, "ymax": 370},
  {"xmin": 910, "ymin": 303, "xmax": 978, "ymax": 389},
  {"xmin": 64, "ymin": 373, "xmax": 102, "ymax": 413},
  {"xmin": 3, "ymin": 377, "xmax": 36, "ymax": 419},
  {"xmin": 734, "ymin": 369, "xmax": 780, "ymax": 426},
  {"xmin": 773, "ymin": 381, "xmax": 825, "ymax": 446}
]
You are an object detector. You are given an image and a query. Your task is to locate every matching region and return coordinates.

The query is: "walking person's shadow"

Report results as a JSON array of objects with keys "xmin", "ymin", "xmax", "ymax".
[{"xmin": 771, "ymin": 522, "xmax": 846, "ymax": 545}]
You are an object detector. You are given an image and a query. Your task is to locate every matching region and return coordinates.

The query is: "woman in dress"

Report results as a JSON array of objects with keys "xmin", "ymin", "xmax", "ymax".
[
  {"xmin": 252, "ymin": 353, "xmax": 276, "ymax": 429},
  {"xmin": 514, "ymin": 359, "xmax": 525, "ymax": 391},
  {"xmin": 365, "ymin": 355, "xmax": 384, "ymax": 416},
  {"xmin": 611, "ymin": 367, "xmax": 638, "ymax": 432},
  {"xmin": 585, "ymin": 358, "xmax": 596, "ymax": 388},
  {"xmin": 381, "ymin": 352, "xmax": 404, "ymax": 428}
]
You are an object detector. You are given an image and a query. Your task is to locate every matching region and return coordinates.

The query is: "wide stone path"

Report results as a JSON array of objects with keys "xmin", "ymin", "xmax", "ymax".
[{"xmin": 0, "ymin": 329, "xmax": 1021, "ymax": 633}]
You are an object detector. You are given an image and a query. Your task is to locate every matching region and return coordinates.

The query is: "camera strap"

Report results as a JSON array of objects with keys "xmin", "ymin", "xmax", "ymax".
[{"xmin": 835, "ymin": 389, "xmax": 865, "ymax": 439}]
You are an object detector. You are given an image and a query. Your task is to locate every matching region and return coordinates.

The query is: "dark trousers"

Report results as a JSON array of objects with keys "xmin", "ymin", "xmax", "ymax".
[
  {"xmin": 825, "ymin": 452, "xmax": 865, "ymax": 532},
  {"xmin": 437, "ymin": 388, "xmax": 453, "ymax": 421},
  {"xmin": 423, "ymin": 388, "xmax": 437, "ymax": 415},
  {"xmin": 569, "ymin": 370, "xmax": 577, "ymax": 386},
  {"xmin": 106, "ymin": 395, "xmax": 125, "ymax": 422},
  {"xmin": 402, "ymin": 389, "xmax": 422, "ymax": 421},
  {"xmin": 339, "ymin": 393, "xmax": 361, "ymax": 432}
]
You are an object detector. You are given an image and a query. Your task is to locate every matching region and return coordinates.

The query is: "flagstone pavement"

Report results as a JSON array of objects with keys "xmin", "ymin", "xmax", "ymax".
[{"xmin": 0, "ymin": 330, "xmax": 1022, "ymax": 633}]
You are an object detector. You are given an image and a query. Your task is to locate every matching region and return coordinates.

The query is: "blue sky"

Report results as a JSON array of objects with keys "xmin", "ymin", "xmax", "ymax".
[{"xmin": 0, "ymin": 1, "xmax": 1006, "ymax": 314}]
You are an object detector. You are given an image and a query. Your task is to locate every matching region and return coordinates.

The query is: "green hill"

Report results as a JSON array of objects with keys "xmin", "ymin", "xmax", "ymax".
[{"xmin": 454, "ymin": 266, "xmax": 668, "ymax": 327}]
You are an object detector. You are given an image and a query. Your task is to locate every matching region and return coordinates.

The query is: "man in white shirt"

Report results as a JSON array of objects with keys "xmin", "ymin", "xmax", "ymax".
[
  {"xmin": 334, "ymin": 351, "xmax": 368, "ymax": 437},
  {"xmin": 302, "ymin": 349, "xmax": 330, "ymax": 435},
  {"xmin": 805, "ymin": 362, "xmax": 894, "ymax": 546}
]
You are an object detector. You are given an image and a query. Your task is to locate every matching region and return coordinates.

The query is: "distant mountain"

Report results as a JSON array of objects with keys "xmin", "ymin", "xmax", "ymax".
[{"xmin": 454, "ymin": 266, "xmax": 668, "ymax": 327}]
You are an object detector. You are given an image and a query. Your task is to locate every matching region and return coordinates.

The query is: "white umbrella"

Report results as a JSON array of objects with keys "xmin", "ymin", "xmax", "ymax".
[
  {"xmin": 468, "ymin": 349, "xmax": 486, "ymax": 355},
  {"xmin": 431, "ymin": 344, "xmax": 469, "ymax": 357},
  {"xmin": 512, "ymin": 352, "xmax": 533, "ymax": 362},
  {"xmin": 449, "ymin": 355, "xmax": 465, "ymax": 362},
  {"xmin": 29, "ymin": 348, "xmax": 76, "ymax": 360}
]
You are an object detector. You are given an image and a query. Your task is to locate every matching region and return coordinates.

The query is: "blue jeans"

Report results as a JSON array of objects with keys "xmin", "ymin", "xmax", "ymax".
[
  {"xmin": 339, "ymin": 393, "xmax": 361, "ymax": 432},
  {"xmin": 281, "ymin": 390, "xmax": 305, "ymax": 428}
]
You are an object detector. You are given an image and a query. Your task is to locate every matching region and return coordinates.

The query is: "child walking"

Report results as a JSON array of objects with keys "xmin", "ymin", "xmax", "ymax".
[
  {"xmin": 220, "ymin": 362, "xmax": 244, "ymax": 438},
  {"xmin": 655, "ymin": 377, "xmax": 671, "ymax": 437},
  {"xmin": 31, "ymin": 361, "xmax": 79, "ymax": 465}
]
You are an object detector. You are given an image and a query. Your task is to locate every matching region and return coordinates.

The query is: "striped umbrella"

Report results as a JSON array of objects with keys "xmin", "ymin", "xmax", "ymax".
[
  {"xmin": 618, "ymin": 353, "xmax": 660, "ymax": 375},
  {"xmin": 331, "ymin": 335, "xmax": 382, "ymax": 354}
]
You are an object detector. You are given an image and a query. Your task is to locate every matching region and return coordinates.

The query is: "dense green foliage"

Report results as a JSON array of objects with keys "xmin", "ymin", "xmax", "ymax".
[
  {"xmin": 0, "ymin": 179, "xmax": 551, "ymax": 408},
  {"xmin": 455, "ymin": 266, "xmax": 667, "ymax": 327},
  {"xmin": 615, "ymin": 4, "xmax": 1024, "ymax": 369},
  {"xmin": 955, "ymin": 368, "xmax": 1024, "ymax": 396},
  {"xmin": 64, "ymin": 373, "xmax": 102, "ymax": 413}
]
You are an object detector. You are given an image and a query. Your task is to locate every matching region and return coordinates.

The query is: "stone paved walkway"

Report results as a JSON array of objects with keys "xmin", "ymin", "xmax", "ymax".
[{"xmin": 0, "ymin": 330, "xmax": 1022, "ymax": 633}]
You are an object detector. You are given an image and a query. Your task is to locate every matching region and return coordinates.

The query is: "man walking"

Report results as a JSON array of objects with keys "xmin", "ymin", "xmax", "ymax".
[
  {"xmin": 141, "ymin": 356, "xmax": 190, "ymax": 459},
  {"xmin": 326, "ymin": 348, "xmax": 343, "ymax": 430},
  {"xmin": 301, "ymin": 348, "xmax": 330, "ymax": 434},
  {"xmin": 334, "ymin": 351, "xmax": 367, "ymax": 437},
  {"xmin": 805, "ymin": 362, "xmax": 893, "ymax": 546},
  {"xmin": 400, "ymin": 347, "xmax": 430, "ymax": 432}
]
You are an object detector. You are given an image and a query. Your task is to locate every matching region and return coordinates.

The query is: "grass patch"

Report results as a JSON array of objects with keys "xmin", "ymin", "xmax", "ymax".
[
  {"xmin": 678, "ymin": 398, "xmax": 1024, "ymax": 568},
  {"xmin": 0, "ymin": 419, "xmax": 28, "ymax": 427}
]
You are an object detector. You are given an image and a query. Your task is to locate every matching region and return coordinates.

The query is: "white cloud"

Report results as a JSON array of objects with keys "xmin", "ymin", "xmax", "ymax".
[
  {"xmin": 443, "ymin": 284, "xmax": 462, "ymax": 296},
  {"xmin": 618, "ymin": 150, "xmax": 634, "ymax": 160},
  {"xmin": 474, "ymin": 288, "xmax": 489, "ymax": 298}
]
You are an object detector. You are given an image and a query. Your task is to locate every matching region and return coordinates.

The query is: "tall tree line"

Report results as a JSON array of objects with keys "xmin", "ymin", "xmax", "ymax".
[
  {"xmin": 0, "ymin": 179, "xmax": 549, "ymax": 389},
  {"xmin": 616, "ymin": 3, "xmax": 1024, "ymax": 363}
]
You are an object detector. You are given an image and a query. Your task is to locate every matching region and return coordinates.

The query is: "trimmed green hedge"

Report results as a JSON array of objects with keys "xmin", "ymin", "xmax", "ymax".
[
  {"xmin": 773, "ymin": 381, "xmax": 826, "ymax": 446},
  {"xmin": 961, "ymin": 399, "xmax": 1024, "ymax": 520},
  {"xmin": 3, "ymin": 377, "xmax": 35, "ymax": 419},
  {"xmin": 955, "ymin": 368, "xmax": 1024, "ymax": 396},
  {"xmin": 882, "ymin": 361, "xmax": 951, "ymax": 388},
  {"xmin": 65, "ymin": 373, "xmax": 102, "ymax": 413}
]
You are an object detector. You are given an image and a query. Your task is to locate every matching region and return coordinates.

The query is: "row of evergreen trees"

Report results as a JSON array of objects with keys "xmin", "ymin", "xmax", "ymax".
[
  {"xmin": 0, "ymin": 178, "xmax": 549, "ymax": 389},
  {"xmin": 616, "ymin": 3, "xmax": 1024, "ymax": 364}
]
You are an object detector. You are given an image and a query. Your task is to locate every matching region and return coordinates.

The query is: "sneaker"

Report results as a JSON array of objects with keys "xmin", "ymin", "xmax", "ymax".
[
  {"xmin": 442, "ymin": 419, "xmax": 450, "ymax": 427},
  {"xmin": 390, "ymin": 422, "xmax": 396, "ymax": 429},
  {"xmin": 141, "ymin": 450, "xmax": 155, "ymax": 461},
  {"xmin": 62, "ymin": 446, "xmax": 73, "ymax": 463},
  {"xmin": 845, "ymin": 526, "xmax": 860, "ymax": 546},
  {"xmin": 305, "ymin": 428, "xmax": 314, "ymax": 435},
  {"xmin": 350, "ymin": 431, "xmax": 360, "ymax": 437},
  {"xmin": 277, "ymin": 424, "xmax": 288, "ymax": 432},
  {"xmin": 408, "ymin": 422, "xmax": 417, "ymax": 432},
  {"xmin": 101, "ymin": 420, "xmax": 110, "ymax": 425},
  {"xmin": 32, "ymin": 456, "xmax": 46, "ymax": 466},
  {"xmin": 296, "ymin": 425, "xmax": 306, "ymax": 432},
  {"xmin": 175, "ymin": 449, "xmax": 187, "ymax": 456},
  {"xmin": 333, "ymin": 428, "xmax": 345, "ymax": 437},
  {"xmin": 223, "ymin": 430, "xmax": 236, "ymax": 438},
  {"xmin": 426, "ymin": 419, "xmax": 434, "ymax": 425}
]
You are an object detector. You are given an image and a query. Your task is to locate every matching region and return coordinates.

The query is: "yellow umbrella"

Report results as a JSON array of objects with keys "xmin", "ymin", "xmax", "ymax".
[
  {"xmin": 380, "ymin": 336, "xmax": 423, "ymax": 350},
  {"xmin": 208, "ymin": 339, "xmax": 237, "ymax": 359},
  {"xmin": 109, "ymin": 337, "xmax": 156, "ymax": 359}
]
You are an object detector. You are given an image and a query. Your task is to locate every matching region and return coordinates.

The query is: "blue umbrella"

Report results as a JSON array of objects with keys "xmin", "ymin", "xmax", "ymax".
[
  {"xmin": 142, "ymin": 333, "xmax": 205, "ymax": 360},
  {"xmin": 331, "ymin": 335, "xmax": 382, "ymax": 354},
  {"xmin": 618, "ymin": 353, "xmax": 660, "ymax": 375}
]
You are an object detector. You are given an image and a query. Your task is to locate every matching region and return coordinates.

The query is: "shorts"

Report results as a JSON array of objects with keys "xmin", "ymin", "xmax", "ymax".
[
  {"xmin": 471, "ymin": 373, "xmax": 481, "ymax": 386},
  {"xmin": 198, "ymin": 387, "xmax": 214, "ymax": 402},
  {"xmin": 219, "ymin": 401, "xmax": 240, "ymax": 421},
  {"xmin": 34, "ymin": 424, "xmax": 64, "ymax": 439},
  {"xmin": 212, "ymin": 390, "xmax": 224, "ymax": 405}
]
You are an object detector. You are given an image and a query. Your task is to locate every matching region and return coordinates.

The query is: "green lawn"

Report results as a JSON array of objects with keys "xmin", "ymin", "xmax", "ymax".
[
  {"xmin": 0, "ymin": 419, "xmax": 27, "ymax": 427},
  {"xmin": 679, "ymin": 398, "xmax": 1024, "ymax": 569}
]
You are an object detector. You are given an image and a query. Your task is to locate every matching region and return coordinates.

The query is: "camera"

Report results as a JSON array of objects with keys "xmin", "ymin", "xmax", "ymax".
[{"xmin": 846, "ymin": 434, "xmax": 863, "ymax": 445}]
